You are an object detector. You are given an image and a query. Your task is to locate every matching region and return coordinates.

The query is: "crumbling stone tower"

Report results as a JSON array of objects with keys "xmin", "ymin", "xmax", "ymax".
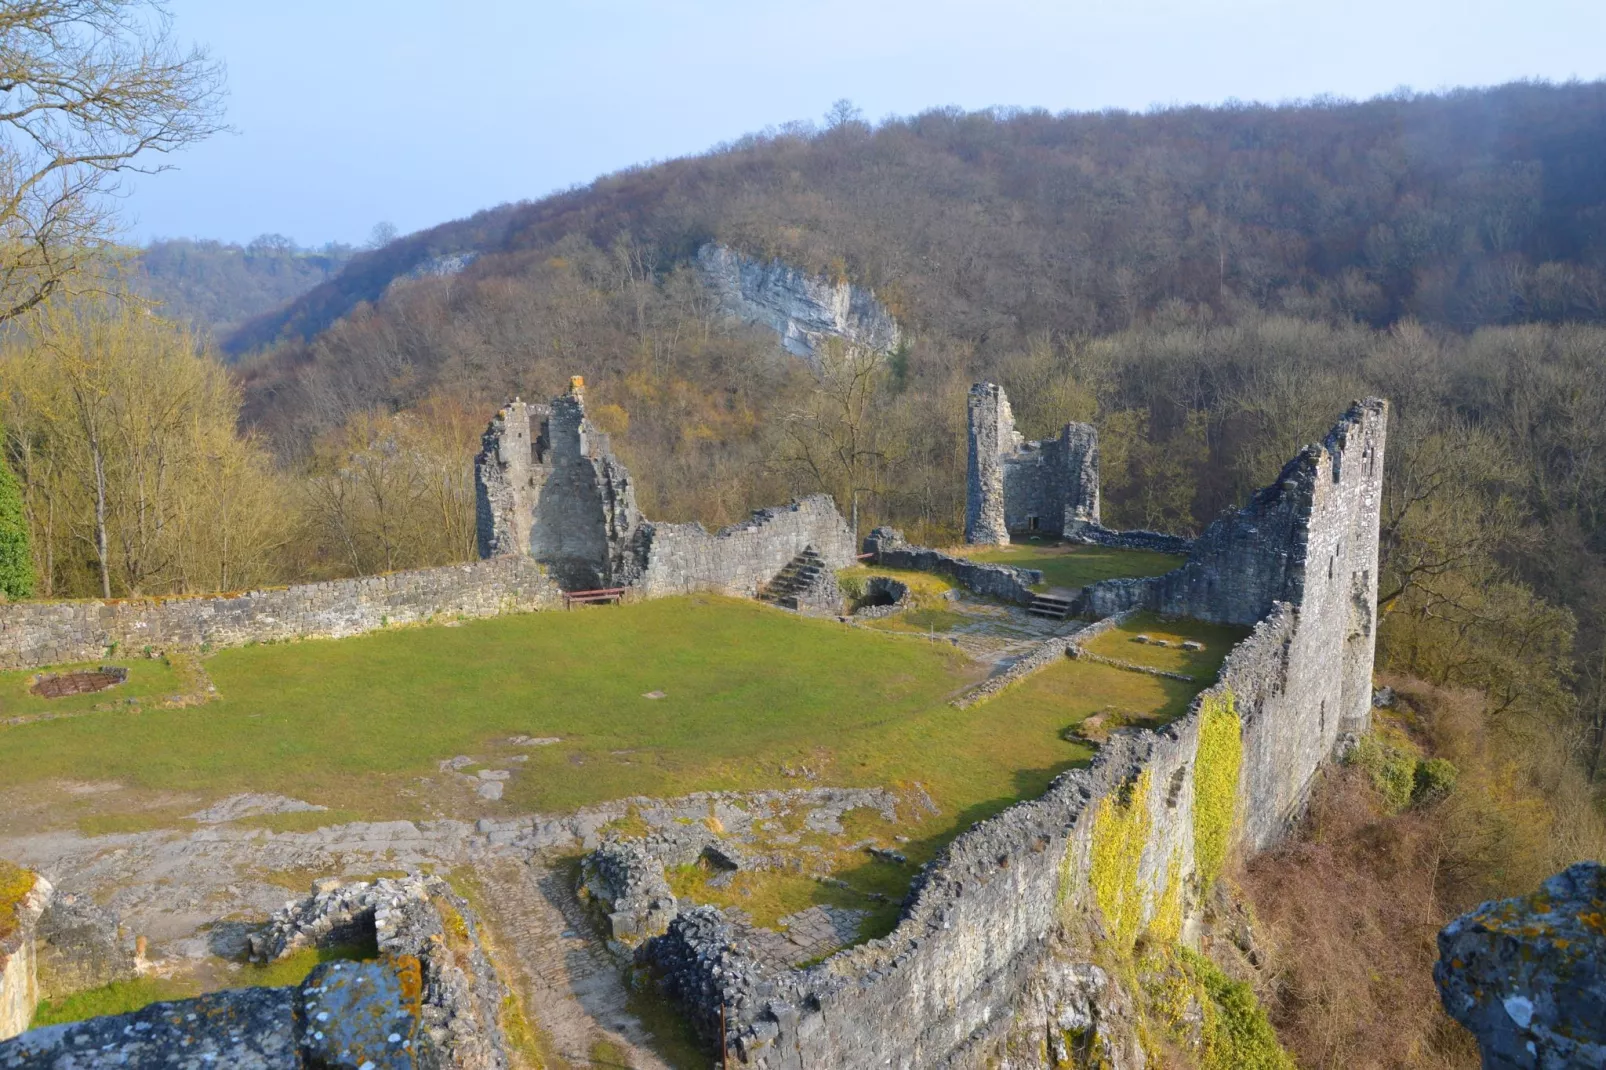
[
  {"xmin": 966, "ymin": 384, "xmax": 1016, "ymax": 545},
  {"xmin": 475, "ymin": 377, "xmax": 649, "ymax": 590},
  {"xmin": 965, "ymin": 381, "xmax": 1101, "ymax": 544}
]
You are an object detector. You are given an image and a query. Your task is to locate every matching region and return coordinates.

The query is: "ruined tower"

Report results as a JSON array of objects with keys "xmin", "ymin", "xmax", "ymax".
[
  {"xmin": 966, "ymin": 382, "xmax": 1102, "ymax": 543},
  {"xmin": 474, "ymin": 378, "xmax": 649, "ymax": 590},
  {"xmin": 965, "ymin": 383, "xmax": 1015, "ymax": 545}
]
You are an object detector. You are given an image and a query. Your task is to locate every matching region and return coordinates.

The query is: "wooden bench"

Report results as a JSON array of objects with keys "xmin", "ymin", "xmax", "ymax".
[{"xmin": 562, "ymin": 587, "xmax": 625, "ymax": 609}]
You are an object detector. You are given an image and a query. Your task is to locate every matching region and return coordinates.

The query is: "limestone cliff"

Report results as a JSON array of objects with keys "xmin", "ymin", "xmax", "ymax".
[{"xmin": 696, "ymin": 244, "xmax": 902, "ymax": 360}]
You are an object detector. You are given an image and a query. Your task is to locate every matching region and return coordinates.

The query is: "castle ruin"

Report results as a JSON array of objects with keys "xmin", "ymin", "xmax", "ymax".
[
  {"xmin": 474, "ymin": 377, "xmax": 857, "ymax": 601},
  {"xmin": 965, "ymin": 382, "xmax": 1101, "ymax": 544}
]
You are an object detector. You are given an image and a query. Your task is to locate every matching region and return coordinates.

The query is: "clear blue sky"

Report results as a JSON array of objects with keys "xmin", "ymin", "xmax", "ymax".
[{"xmin": 128, "ymin": 0, "xmax": 1606, "ymax": 247}]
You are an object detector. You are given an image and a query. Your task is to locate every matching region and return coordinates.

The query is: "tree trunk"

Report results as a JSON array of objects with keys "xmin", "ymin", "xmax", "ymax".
[{"xmin": 91, "ymin": 433, "xmax": 110, "ymax": 599}]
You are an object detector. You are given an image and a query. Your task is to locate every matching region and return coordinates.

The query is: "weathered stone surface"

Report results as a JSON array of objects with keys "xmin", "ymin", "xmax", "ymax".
[
  {"xmin": 0, "ymin": 985, "xmax": 302, "ymax": 1069},
  {"xmin": 477, "ymin": 383, "xmax": 856, "ymax": 600},
  {"xmin": 642, "ymin": 498, "xmax": 856, "ymax": 600},
  {"xmin": 1436, "ymin": 861, "xmax": 1606, "ymax": 1070},
  {"xmin": 35, "ymin": 892, "xmax": 134, "ymax": 999},
  {"xmin": 248, "ymin": 874, "xmax": 507, "ymax": 1069},
  {"xmin": 0, "ymin": 875, "xmax": 49, "ymax": 1042},
  {"xmin": 0, "ymin": 557, "xmax": 556, "ymax": 672},
  {"xmin": 966, "ymin": 381, "xmax": 1102, "ymax": 543},
  {"xmin": 863, "ymin": 527, "xmax": 1040, "ymax": 605},
  {"xmin": 695, "ymin": 244, "xmax": 901, "ymax": 361}
]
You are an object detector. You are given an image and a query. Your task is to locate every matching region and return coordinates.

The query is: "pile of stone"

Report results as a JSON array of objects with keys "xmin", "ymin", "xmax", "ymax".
[{"xmin": 2, "ymin": 874, "xmax": 509, "ymax": 1070}]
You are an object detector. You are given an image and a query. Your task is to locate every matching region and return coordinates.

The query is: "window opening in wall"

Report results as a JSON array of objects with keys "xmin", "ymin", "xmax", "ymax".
[{"xmin": 1027, "ymin": 516, "xmax": 1040, "ymax": 532}]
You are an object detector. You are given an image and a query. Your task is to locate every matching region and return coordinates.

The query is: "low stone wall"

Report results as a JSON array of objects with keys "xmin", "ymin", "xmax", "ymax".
[
  {"xmin": 641, "ymin": 496, "xmax": 857, "ymax": 598},
  {"xmin": 950, "ymin": 632, "xmax": 1082, "ymax": 708},
  {"xmin": 0, "ymin": 875, "xmax": 49, "ymax": 1042},
  {"xmin": 0, "ymin": 556, "xmax": 557, "ymax": 671},
  {"xmin": 862, "ymin": 527, "xmax": 1040, "ymax": 606},
  {"xmin": 1068, "ymin": 522, "xmax": 1194, "ymax": 556}
]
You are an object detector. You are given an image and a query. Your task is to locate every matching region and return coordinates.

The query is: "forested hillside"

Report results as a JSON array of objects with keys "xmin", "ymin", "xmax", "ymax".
[{"xmin": 130, "ymin": 237, "xmax": 355, "ymax": 339}]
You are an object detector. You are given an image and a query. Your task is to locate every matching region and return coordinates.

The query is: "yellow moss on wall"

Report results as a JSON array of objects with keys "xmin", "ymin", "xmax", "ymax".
[
  {"xmin": 1089, "ymin": 770, "xmax": 1153, "ymax": 954},
  {"xmin": 1192, "ymin": 690, "xmax": 1242, "ymax": 889}
]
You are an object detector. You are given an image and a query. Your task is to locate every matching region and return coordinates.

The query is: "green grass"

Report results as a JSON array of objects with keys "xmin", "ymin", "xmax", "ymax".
[
  {"xmin": 0, "ymin": 595, "xmax": 1207, "ymax": 851},
  {"xmin": 0, "ymin": 657, "xmax": 186, "ymax": 719},
  {"xmin": 958, "ymin": 541, "xmax": 1183, "ymax": 591},
  {"xmin": 1080, "ymin": 613, "xmax": 1249, "ymax": 679},
  {"xmin": 30, "ymin": 977, "xmax": 203, "ymax": 1027},
  {"xmin": 29, "ymin": 942, "xmax": 373, "ymax": 1028}
]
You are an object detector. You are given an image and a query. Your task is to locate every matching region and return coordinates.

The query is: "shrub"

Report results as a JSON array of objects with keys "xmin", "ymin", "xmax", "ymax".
[
  {"xmin": 0, "ymin": 450, "xmax": 32, "ymax": 600},
  {"xmin": 1348, "ymin": 731, "xmax": 1418, "ymax": 812},
  {"xmin": 1411, "ymin": 757, "xmax": 1459, "ymax": 805}
]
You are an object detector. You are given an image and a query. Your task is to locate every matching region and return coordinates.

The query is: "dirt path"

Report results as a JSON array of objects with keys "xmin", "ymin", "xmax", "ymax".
[{"xmin": 472, "ymin": 855, "xmax": 677, "ymax": 1069}]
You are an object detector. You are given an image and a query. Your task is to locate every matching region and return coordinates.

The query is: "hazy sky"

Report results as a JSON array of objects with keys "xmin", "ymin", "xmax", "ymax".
[{"xmin": 128, "ymin": 0, "xmax": 1606, "ymax": 247}]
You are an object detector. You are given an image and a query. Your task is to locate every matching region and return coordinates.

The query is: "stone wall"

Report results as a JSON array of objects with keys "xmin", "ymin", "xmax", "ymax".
[
  {"xmin": 477, "ymin": 384, "xmax": 857, "ymax": 602},
  {"xmin": 863, "ymin": 528, "xmax": 1041, "ymax": 606},
  {"xmin": 0, "ymin": 556, "xmax": 556, "ymax": 672},
  {"xmin": 635, "ymin": 402, "xmax": 1388, "ymax": 1067},
  {"xmin": 475, "ymin": 383, "xmax": 651, "ymax": 590},
  {"xmin": 965, "ymin": 383, "xmax": 1016, "ymax": 545},
  {"xmin": 696, "ymin": 244, "xmax": 902, "ymax": 360},
  {"xmin": 966, "ymin": 381, "xmax": 1102, "ymax": 544},
  {"xmin": 1069, "ymin": 523, "xmax": 1194, "ymax": 556},
  {"xmin": 640, "ymin": 497, "xmax": 856, "ymax": 599},
  {"xmin": 0, "ymin": 875, "xmax": 48, "ymax": 1042}
]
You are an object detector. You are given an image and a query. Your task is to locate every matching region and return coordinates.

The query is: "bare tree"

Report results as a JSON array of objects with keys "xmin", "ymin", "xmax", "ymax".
[{"xmin": 0, "ymin": 0, "xmax": 225, "ymax": 322}]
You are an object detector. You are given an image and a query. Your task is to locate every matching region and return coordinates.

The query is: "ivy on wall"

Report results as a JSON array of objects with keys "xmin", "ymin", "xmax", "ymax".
[{"xmin": 1193, "ymin": 690, "xmax": 1243, "ymax": 889}]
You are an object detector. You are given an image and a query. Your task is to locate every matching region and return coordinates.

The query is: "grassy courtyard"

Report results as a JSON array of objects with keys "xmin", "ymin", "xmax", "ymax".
[
  {"xmin": 956, "ymin": 540, "xmax": 1184, "ymax": 591},
  {"xmin": 0, "ymin": 595, "xmax": 1208, "ymax": 850}
]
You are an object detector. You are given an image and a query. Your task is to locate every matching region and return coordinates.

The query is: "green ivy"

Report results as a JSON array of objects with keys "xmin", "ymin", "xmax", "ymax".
[
  {"xmin": 1193, "ymin": 690, "xmax": 1242, "ymax": 888},
  {"xmin": 0, "ymin": 445, "xmax": 32, "ymax": 600},
  {"xmin": 1089, "ymin": 770, "xmax": 1152, "ymax": 954},
  {"xmin": 1181, "ymin": 948, "xmax": 1296, "ymax": 1070}
]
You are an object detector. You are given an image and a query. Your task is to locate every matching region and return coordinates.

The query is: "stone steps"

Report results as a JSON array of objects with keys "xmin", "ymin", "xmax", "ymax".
[
  {"xmin": 1027, "ymin": 594, "xmax": 1075, "ymax": 620},
  {"xmin": 759, "ymin": 549, "xmax": 827, "ymax": 611}
]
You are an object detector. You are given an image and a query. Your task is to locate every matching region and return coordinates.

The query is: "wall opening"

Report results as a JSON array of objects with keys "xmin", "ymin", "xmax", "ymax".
[{"xmin": 1027, "ymin": 515, "xmax": 1041, "ymax": 532}]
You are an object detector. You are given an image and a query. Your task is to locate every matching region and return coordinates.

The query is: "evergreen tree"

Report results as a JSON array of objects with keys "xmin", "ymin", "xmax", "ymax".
[{"xmin": 0, "ymin": 445, "xmax": 33, "ymax": 600}]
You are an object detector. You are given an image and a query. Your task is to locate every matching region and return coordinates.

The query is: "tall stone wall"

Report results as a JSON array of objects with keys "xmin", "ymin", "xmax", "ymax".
[
  {"xmin": 476, "ymin": 382, "xmax": 651, "ymax": 590},
  {"xmin": 639, "ymin": 497, "xmax": 856, "ymax": 598},
  {"xmin": 639, "ymin": 401, "xmax": 1388, "ymax": 1067},
  {"xmin": 966, "ymin": 383, "xmax": 1017, "ymax": 545},
  {"xmin": 967, "ymin": 382, "xmax": 1102, "ymax": 543},
  {"xmin": 0, "ymin": 556, "xmax": 556, "ymax": 672}
]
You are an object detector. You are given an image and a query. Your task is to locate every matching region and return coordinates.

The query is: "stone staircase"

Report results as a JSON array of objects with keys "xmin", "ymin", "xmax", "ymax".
[
  {"xmin": 759, "ymin": 549, "xmax": 828, "ymax": 611},
  {"xmin": 1027, "ymin": 592, "xmax": 1076, "ymax": 621}
]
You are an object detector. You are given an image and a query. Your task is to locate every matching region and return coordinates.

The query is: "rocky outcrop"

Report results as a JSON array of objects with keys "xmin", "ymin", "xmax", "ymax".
[
  {"xmin": 1436, "ymin": 861, "xmax": 1606, "ymax": 1070},
  {"xmin": 696, "ymin": 244, "xmax": 902, "ymax": 360},
  {"xmin": 35, "ymin": 892, "xmax": 135, "ymax": 999}
]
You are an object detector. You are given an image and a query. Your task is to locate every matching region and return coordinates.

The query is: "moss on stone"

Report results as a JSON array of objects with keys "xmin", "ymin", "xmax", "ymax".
[
  {"xmin": 1089, "ymin": 771, "xmax": 1153, "ymax": 954},
  {"xmin": 1193, "ymin": 690, "xmax": 1242, "ymax": 889},
  {"xmin": 0, "ymin": 858, "xmax": 35, "ymax": 941}
]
